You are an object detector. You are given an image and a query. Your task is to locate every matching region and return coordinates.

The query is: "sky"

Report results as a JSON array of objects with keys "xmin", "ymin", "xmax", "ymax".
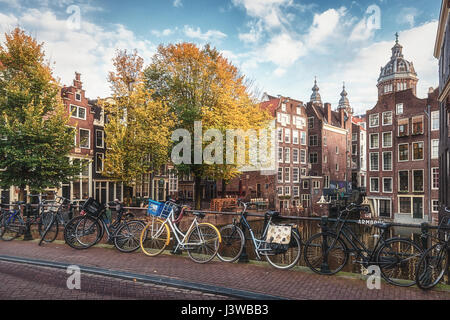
[{"xmin": 0, "ymin": 0, "xmax": 442, "ymax": 115}]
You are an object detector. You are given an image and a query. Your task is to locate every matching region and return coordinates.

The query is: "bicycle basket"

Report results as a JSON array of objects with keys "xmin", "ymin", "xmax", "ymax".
[
  {"xmin": 265, "ymin": 224, "xmax": 292, "ymax": 245},
  {"xmin": 147, "ymin": 199, "xmax": 164, "ymax": 217},
  {"xmin": 159, "ymin": 201, "xmax": 178, "ymax": 219},
  {"xmin": 82, "ymin": 198, "xmax": 104, "ymax": 217}
]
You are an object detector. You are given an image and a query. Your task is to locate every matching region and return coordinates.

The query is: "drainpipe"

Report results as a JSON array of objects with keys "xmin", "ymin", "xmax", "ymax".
[{"xmin": 425, "ymin": 105, "xmax": 432, "ymax": 223}]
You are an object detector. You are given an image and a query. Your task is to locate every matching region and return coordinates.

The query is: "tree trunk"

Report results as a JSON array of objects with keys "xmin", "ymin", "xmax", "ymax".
[
  {"xmin": 194, "ymin": 174, "xmax": 202, "ymax": 210},
  {"xmin": 221, "ymin": 180, "xmax": 227, "ymax": 199}
]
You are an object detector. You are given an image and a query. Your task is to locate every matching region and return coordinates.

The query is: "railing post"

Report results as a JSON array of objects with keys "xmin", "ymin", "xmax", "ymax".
[
  {"xmin": 320, "ymin": 216, "xmax": 331, "ymax": 274},
  {"xmin": 238, "ymin": 212, "xmax": 249, "ymax": 263},
  {"xmin": 23, "ymin": 204, "xmax": 33, "ymax": 241}
]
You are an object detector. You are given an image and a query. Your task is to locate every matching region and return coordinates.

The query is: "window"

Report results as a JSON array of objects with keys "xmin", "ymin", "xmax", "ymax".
[
  {"xmin": 309, "ymin": 135, "xmax": 318, "ymax": 146},
  {"xmin": 309, "ymin": 153, "xmax": 318, "ymax": 164},
  {"xmin": 336, "ymin": 163, "xmax": 339, "ymax": 171},
  {"xmin": 303, "ymin": 180, "xmax": 309, "ymax": 189},
  {"xmin": 71, "ymin": 105, "xmax": 86, "ymax": 120},
  {"xmin": 396, "ymin": 103, "xmax": 404, "ymax": 115},
  {"xmin": 412, "ymin": 142, "xmax": 424, "ymax": 160},
  {"xmin": 284, "ymin": 168, "xmax": 290, "ymax": 182},
  {"xmin": 293, "ymin": 168, "xmax": 299, "ymax": 183},
  {"xmin": 432, "ymin": 200, "xmax": 440, "ymax": 213},
  {"xmin": 285, "ymin": 129, "xmax": 291, "ymax": 143},
  {"xmin": 301, "ymin": 194, "xmax": 310, "ymax": 208},
  {"xmin": 293, "ymin": 186, "xmax": 299, "ymax": 197},
  {"xmin": 293, "ymin": 130, "xmax": 299, "ymax": 144},
  {"xmin": 431, "ymin": 111, "xmax": 440, "ymax": 131},
  {"xmin": 308, "ymin": 117, "xmax": 314, "ymax": 129},
  {"xmin": 96, "ymin": 130, "xmax": 104, "ymax": 148},
  {"xmin": 398, "ymin": 144, "xmax": 409, "ymax": 162},
  {"xmin": 413, "ymin": 198, "xmax": 424, "ymax": 219},
  {"xmin": 281, "ymin": 103, "xmax": 286, "ymax": 112},
  {"xmin": 352, "ymin": 133, "xmax": 358, "ymax": 142},
  {"xmin": 369, "ymin": 114, "xmax": 379, "ymax": 128},
  {"xmin": 398, "ymin": 119, "xmax": 409, "ymax": 137},
  {"xmin": 370, "ymin": 153, "xmax": 379, "ymax": 171},
  {"xmin": 66, "ymin": 126, "xmax": 76, "ymax": 146},
  {"xmin": 379, "ymin": 200, "xmax": 391, "ymax": 218},
  {"xmin": 278, "ymin": 147, "xmax": 283, "ymax": 162},
  {"xmin": 277, "ymin": 128, "xmax": 283, "ymax": 142},
  {"xmin": 399, "ymin": 171, "xmax": 409, "ymax": 192},
  {"xmin": 382, "ymin": 132, "xmax": 392, "ymax": 148},
  {"xmin": 95, "ymin": 153, "xmax": 104, "ymax": 173},
  {"xmin": 383, "ymin": 152, "xmax": 392, "ymax": 171},
  {"xmin": 336, "ymin": 146, "xmax": 339, "ymax": 154},
  {"xmin": 323, "ymin": 136, "xmax": 327, "ymax": 146},
  {"xmin": 400, "ymin": 197, "xmax": 412, "ymax": 214},
  {"xmin": 300, "ymin": 150, "xmax": 306, "ymax": 164},
  {"xmin": 284, "ymin": 148, "xmax": 290, "ymax": 163},
  {"xmin": 412, "ymin": 116, "xmax": 424, "ymax": 135},
  {"xmin": 370, "ymin": 178, "xmax": 379, "ymax": 192},
  {"xmin": 79, "ymin": 129, "xmax": 90, "ymax": 149},
  {"xmin": 352, "ymin": 144, "xmax": 358, "ymax": 155},
  {"xmin": 293, "ymin": 149, "xmax": 299, "ymax": 163},
  {"xmin": 369, "ymin": 134, "xmax": 379, "ymax": 149},
  {"xmin": 278, "ymin": 168, "xmax": 283, "ymax": 183},
  {"xmin": 313, "ymin": 181, "xmax": 320, "ymax": 189},
  {"xmin": 75, "ymin": 92, "xmax": 81, "ymax": 101},
  {"xmin": 324, "ymin": 176, "xmax": 330, "ymax": 189},
  {"xmin": 413, "ymin": 170, "xmax": 424, "ymax": 192},
  {"xmin": 300, "ymin": 132, "xmax": 306, "ymax": 145},
  {"xmin": 300, "ymin": 168, "xmax": 306, "ymax": 176},
  {"xmin": 382, "ymin": 112, "xmax": 393, "ymax": 126},
  {"xmin": 432, "ymin": 167, "xmax": 439, "ymax": 190},
  {"xmin": 383, "ymin": 177, "xmax": 393, "ymax": 193},
  {"xmin": 431, "ymin": 140, "xmax": 439, "ymax": 159},
  {"xmin": 277, "ymin": 187, "xmax": 283, "ymax": 196},
  {"xmin": 323, "ymin": 155, "xmax": 328, "ymax": 163}
]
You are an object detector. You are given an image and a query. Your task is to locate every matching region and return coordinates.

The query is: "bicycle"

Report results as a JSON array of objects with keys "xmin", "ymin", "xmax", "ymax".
[
  {"xmin": 415, "ymin": 207, "xmax": 450, "ymax": 290},
  {"xmin": 139, "ymin": 200, "xmax": 222, "ymax": 264},
  {"xmin": 64, "ymin": 198, "xmax": 145, "ymax": 253},
  {"xmin": 0, "ymin": 195, "xmax": 50, "ymax": 241},
  {"xmin": 217, "ymin": 201, "xmax": 302, "ymax": 270},
  {"xmin": 303, "ymin": 203, "xmax": 423, "ymax": 287}
]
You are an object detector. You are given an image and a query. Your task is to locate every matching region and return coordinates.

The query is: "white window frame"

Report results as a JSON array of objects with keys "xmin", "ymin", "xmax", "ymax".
[
  {"xmin": 285, "ymin": 129, "xmax": 291, "ymax": 143},
  {"xmin": 284, "ymin": 186, "xmax": 291, "ymax": 196},
  {"xmin": 382, "ymin": 111, "xmax": 393, "ymax": 126},
  {"xmin": 369, "ymin": 133, "xmax": 379, "ymax": 149},
  {"xmin": 300, "ymin": 149, "xmax": 306, "ymax": 164},
  {"xmin": 398, "ymin": 170, "xmax": 409, "ymax": 192},
  {"xmin": 369, "ymin": 113, "xmax": 379, "ymax": 128},
  {"xmin": 412, "ymin": 141, "xmax": 425, "ymax": 161},
  {"xmin": 79, "ymin": 128, "xmax": 90, "ymax": 149},
  {"xmin": 370, "ymin": 152, "xmax": 379, "ymax": 172},
  {"xmin": 432, "ymin": 199, "xmax": 440, "ymax": 213},
  {"xmin": 396, "ymin": 103, "xmax": 404, "ymax": 115},
  {"xmin": 412, "ymin": 169, "xmax": 424, "ymax": 192},
  {"xmin": 431, "ymin": 111, "xmax": 440, "ymax": 131},
  {"xmin": 300, "ymin": 131, "xmax": 307, "ymax": 145},
  {"xmin": 293, "ymin": 130, "xmax": 299, "ymax": 144},
  {"xmin": 278, "ymin": 168, "xmax": 283, "ymax": 183},
  {"xmin": 431, "ymin": 139, "xmax": 439, "ymax": 159},
  {"xmin": 75, "ymin": 92, "xmax": 82, "ymax": 102},
  {"xmin": 370, "ymin": 177, "xmax": 379, "ymax": 193},
  {"xmin": 278, "ymin": 147, "xmax": 283, "ymax": 163},
  {"xmin": 382, "ymin": 151, "xmax": 393, "ymax": 171},
  {"xmin": 293, "ymin": 168, "xmax": 299, "ymax": 183},
  {"xmin": 284, "ymin": 148, "xmax": 290, "ymax": 163},
  {"xmin": 284, "ymin": 167, "xmax": 290, "ymax": 183},
  {"xmin": 71, "ymin": 105, "xmax": 87, "ymax": 120},
  {"xmin": 382, "ymin": 131, "xmax": 392, "ymax": 148},
  {"xmin": 95, "ymin": 153, "xmax": 104, "ymax": 173},
  {"xmin": 382, "ymin": 177, "xmax": 393, "ymax": 193},
  {"xmin": 293, "ymin": 148, "xmax": 299, "ymax": 164},
  {"xmin": 398, "ymin": 143, "xmax": 409, "ymax": 162},
  {"xmin": 308, "ymin": 117, "xmax": 314, "ymax": 129},
  {"xmin": 95, "ymin": 129, "xmax": 104, "ymax": 148},
  {"xmin": 432, "ymin": 167, "xmax": 439, "ymax": 190}
]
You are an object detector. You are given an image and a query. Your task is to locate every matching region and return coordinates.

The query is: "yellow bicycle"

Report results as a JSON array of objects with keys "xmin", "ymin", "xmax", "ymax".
[{"xmin": 140, "ymin": 201, "xmax": 221, "ymax": 264}]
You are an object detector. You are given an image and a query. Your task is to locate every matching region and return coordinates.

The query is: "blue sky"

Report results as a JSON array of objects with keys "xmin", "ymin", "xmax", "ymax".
[{"xmin": 0, "ymin": 0, "xmax": 442, "ymax": 114}]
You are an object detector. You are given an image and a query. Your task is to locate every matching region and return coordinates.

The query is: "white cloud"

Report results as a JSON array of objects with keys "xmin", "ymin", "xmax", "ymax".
[
  {"xmin": 151, "ymin": 28, "xmax": 176, "ymax": 37},
  {"xmin": 0, "ymin": 9, "xmax": 156, "ymax": 99},
  {"xmin": 183, "ymin": 25, "xmax": 227, "ymax": 41},
  {"xmin": 261, "ymin": 33, "xmax": 305, "ymax": 67},
  {"xmin": 306, "ymin": 8, "xmax": 345, "ymax": 48},
  {"xmin": 173, "ymin": 0, "xmax": 182, "ymax": 8},
  {"xmin": 232, "ymin": 0, "xmax": 294, "ymax": 30},
  {"xmin": 398, "ymin": 8, "xmax": 420, "ymax": 28}
]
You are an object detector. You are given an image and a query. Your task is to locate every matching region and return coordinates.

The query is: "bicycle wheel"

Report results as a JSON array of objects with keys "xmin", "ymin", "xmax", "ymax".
[
  {"xmin": 186, "ymin": 223, "xmax": 221, "ymax": 264},
  {"xmin": 1, "ymin": 213, "xmax": 22, "ymax": 241},
  {"xmin": 39, "ymin": 212, "xmax": 59, "ymax": 243},
  {"xmin": 217, "ymin": 224, "xmax": 245, "ymax": 263},
  {"xmin": 114, "ymin": 220, "xmax": 146, "ymax": 253},
  {"xmin": 304, "ymin": 232, "xmax": 349, "ymax": 275},
  {"xmin": 264, "ymin": 231, "xmax": 302, "ymax": 270},
  {"xmin": 416, "ymin": 243, "xmax": 449, "ymax": 290},
  {"xmin": 140, "ymin": 217, "xmax": 170, "ymax": 257},
  {"xmin": 376, "ymin": 238, "xmax": 422, "ymax": 287},
  {"xmin": 64, "ymin": 216, "xmax": 101, "ymax": 250}
]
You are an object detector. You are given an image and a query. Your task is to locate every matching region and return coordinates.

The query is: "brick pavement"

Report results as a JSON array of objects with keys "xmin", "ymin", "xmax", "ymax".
[
  {"xmin": 0, "ymin": 261, "xmax": 230, "ymax": 300},
  {"xmin": 0, "ymin": 240, "xmax": 449, "ymax": 300}
]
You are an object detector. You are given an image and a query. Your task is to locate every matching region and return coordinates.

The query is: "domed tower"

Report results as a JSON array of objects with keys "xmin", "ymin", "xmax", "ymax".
[
  {"xmin": 337, "ymin": 82, "xmax": 353, "ymax": 129},
  {"xmin": 310, "ymin": 77, "xmax": 322, "ymax": 105},
  {"xmin": 377, "ymin": 33, "xmax": 418, "ymax": 98}
]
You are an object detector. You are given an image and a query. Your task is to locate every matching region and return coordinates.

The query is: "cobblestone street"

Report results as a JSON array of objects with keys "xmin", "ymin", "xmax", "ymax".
[{"xmin": 0, "ymin": 240, "xmax": 449, "ymax": 300}]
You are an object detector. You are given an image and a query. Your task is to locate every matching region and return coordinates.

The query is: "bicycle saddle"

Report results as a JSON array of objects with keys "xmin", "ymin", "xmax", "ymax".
[
  {"xmin": 265, "ymin": 211, "xmax": 280, "ymax": 218},
  {"xmin": 192, "ymin": 212, "xmax": 206, "ymax": 219},
  {"xmin": 373, "ymin": 223, "xmax": 391, "ymax": 230}
]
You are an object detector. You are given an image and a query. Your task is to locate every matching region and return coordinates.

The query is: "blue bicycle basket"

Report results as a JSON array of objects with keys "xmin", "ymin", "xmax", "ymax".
[{"xmin": 147, "ymin": 199, "xmax": 163, "ymax": 217}]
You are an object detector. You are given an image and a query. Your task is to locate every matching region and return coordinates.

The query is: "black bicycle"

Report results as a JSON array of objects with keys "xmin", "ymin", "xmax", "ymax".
[
  {"xmin": 415, "ymin": 207, "xmax": 450, "ymax": 290},
  {"xmin": 64, "ymin": 198, "xmax": 145, "ymax": 253},
  {"xmin": 217, "ymin": 200, "xmax": 302, "ymax": 270},
  {"xmin": 303, "ymin": 203, "xmax": 423, "ymax": 287}
]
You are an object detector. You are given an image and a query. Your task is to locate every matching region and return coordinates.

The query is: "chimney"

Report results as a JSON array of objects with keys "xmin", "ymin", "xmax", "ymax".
[
  {"xmin": 324, "ymin": 103, "xmax": 332, "ymax": 124},
  {"xmin": 74, "ymin": 72, "xmax": 82, "ymax": 89},
  {"xmin": 428, "ymin": 87, "xmax": 434, "ymax": 94}
]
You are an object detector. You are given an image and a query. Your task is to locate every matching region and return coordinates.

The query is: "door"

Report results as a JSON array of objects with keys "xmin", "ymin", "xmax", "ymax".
[
  {"xmin": 379, "ymin": 200, "xmax": 391, "ymax": 218},
  {"xmin": 413, "ymin": 198, "xmax": 423, "ymax": 219}
]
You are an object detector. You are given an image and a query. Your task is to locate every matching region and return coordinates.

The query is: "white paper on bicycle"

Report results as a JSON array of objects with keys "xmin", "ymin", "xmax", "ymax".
[{"xmin": 266, "ymin": 224, "xmax": 291, "ymax": 244}]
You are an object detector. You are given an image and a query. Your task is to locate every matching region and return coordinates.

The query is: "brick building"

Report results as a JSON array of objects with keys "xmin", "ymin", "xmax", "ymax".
[
  {"xmin": 351, "ymin": 116, "xmax": 367, "ymax": 189},
  {"xmin": 435, "ymin": 0, "xmax": 450, "ymax": 222},
  {"xmin": 304, "ymin": 80, "xmax": 354, "ymax": 214},
  {"xmin": 366, "ymin": 36, "xmax": 440, "ymax": 223}
]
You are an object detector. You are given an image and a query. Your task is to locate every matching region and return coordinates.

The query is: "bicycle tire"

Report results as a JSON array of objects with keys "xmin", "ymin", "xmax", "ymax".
[
  {"xmin": 264, "ymin": 231, "xmax": 302, "ymax": 270},
  {"xmin": 304, "ymin": 232, "xmax": 349, "ymax": 275},
  {"xmin": 376, "ymin": 238, "xmax": 423, "ymax": 287},
  {"xmin": 1, "ymin": 213, "xmax": 22, "ymax": 241},
  {"xmin": 39, "ymin": 212, "xmax": 59, "ymax": 244},
  {"xmin": 415, "ymin": 243, "xmax": 449, "ymax": 290},
  {"xmin": 140, "ymin": 217, "xmax": 170, "ymax": 257},
  {"xmin": 217, "ymin": 224, "xmax": 245, "ymax": 263},
  {"xmin": 186, "ymin": 223, "xmax": 221, "ymax": 264},
  {"xmin": 114, "ymin": 220, "xmax": 146, "ymax": 253},
  {"xmin": 64, "ymin": 216, "xmax": 101, "ymax": 250}
]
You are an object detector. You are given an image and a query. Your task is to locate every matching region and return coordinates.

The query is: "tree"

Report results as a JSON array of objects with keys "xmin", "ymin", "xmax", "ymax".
[
  {"xmin": 0, "ymin": 28, "xmax": 79, "ymax": 202},
  {"xmin": 100, "ymin": 49, "xmax": 174, "ymax": 192},
  {"xmin": 144, "ymin": 43, "xmax": 270, "ymax": 209}
]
